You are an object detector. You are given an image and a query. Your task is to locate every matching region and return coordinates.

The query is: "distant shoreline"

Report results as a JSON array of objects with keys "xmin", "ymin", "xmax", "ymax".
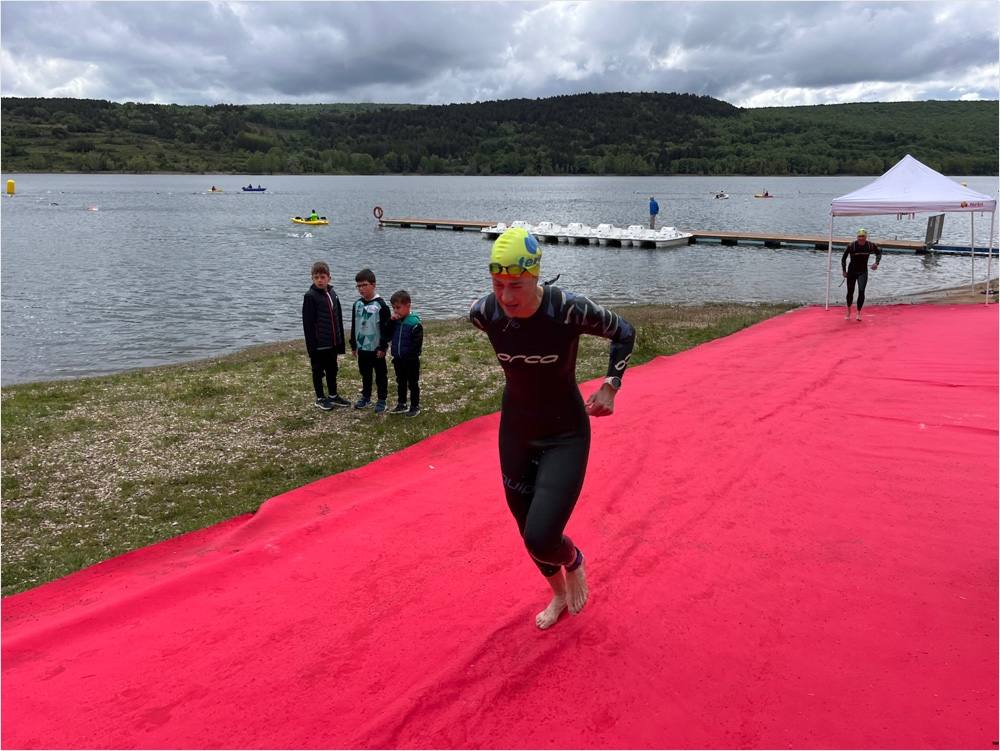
[
  {"xmin": 881, "ymin": 277, "xmax": 998, "ymax": 304},
  {"xmin": 5, "ymin": 170, "xmax": 1000, "ymax": 178},
  {"xmin": 4, "ymin": 96, "xmax": 996, "ymax": 176},
  {"xmin": 2, "ymin": 281, "xmax": 994, "ymax": 389}
]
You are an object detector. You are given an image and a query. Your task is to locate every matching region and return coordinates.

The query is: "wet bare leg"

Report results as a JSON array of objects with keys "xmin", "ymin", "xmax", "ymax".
[
  {"xmin": 856, "ymin": 309, "xmax": 863, "ymax": 321},
  {"xmin": 536, "ymin": 570, "xmax": 567, "ymax": 630},
  {"xmin": 565, "ymin": 557, "xmax": 589, "ymax": 615},
  {"xmin": 845, "ymin": 305, "xmax": 852, "ymax": 320}
]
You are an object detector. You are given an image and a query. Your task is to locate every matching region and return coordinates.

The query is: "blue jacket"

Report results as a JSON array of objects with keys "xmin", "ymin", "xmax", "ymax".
[
  {"xmin": 649, "ymin": 199, "xmax": 659, "ymax": 215},
  {"xmin": 390, "ymin": 313, "xmax": 423, "ymax": 360}
]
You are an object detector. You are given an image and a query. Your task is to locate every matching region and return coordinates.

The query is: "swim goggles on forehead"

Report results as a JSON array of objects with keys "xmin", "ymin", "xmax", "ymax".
[{"xmin": 489, "ymin": 263, "xmax": 531, "ymax": 275}]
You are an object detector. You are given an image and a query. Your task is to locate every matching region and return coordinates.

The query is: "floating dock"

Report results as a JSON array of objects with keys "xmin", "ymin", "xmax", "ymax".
[
  {"xmin": 378, "ymin": 217, "xmax": 493, "ymax": 231},
  {"xmin": 691, "ymin": 230, "xmax": 923, "ymax": 252},
  {"xmin": 376, "ymin": 216, "xmax": 987, "ymax": 255}
]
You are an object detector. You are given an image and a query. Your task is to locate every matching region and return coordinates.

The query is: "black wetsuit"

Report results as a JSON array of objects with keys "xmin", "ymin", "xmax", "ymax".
[
  {"xmin": 470, "ymin": 285, "xmax": 636, "ymax": 576},
  {"xmin": 841, "ymin": 240, "xmax": 882, "ymax": 310}
]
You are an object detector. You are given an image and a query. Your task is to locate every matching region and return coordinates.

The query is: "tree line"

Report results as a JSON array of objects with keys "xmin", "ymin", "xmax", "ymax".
[{"xmin": 2, "ymin": 93, "xmax": 996, "ymax": 176}]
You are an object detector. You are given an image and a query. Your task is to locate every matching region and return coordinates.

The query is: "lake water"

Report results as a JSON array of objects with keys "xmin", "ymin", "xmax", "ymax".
[{"xmin": 1, "ymin": 173, "xmax": 997, "ymax": 385}]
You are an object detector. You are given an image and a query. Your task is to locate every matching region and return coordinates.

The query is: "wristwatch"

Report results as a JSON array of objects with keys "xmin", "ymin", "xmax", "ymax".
[{"xmin": 604, "ymin": 376, "xmax": 622, "ymax": 390}]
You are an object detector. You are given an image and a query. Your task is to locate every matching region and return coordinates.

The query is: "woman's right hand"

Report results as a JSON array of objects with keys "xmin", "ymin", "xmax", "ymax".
[{"xmin": 585, "ymin": 385, "xmax": 616, "ymax": 417}]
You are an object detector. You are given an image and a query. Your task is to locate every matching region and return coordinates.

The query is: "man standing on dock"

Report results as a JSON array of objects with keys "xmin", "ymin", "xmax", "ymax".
[
  {"xmin": 842, "ymin": 228, "xmax": 882, "ymax": 321},
  {"xmin": 649, "ymin": 196, "xmax": 660, "ymax": 229}
]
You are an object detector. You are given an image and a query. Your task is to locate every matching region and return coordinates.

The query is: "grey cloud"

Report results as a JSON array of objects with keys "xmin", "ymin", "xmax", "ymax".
[{"xmin": 1, "ymin": 1, "xmax": 996, "ymax": 106}]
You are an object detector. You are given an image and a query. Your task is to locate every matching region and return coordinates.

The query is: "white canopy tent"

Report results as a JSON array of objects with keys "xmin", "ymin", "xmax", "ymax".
[{"xmin": 826, "ymin": 154, "xmax": 997, "ymax": 308}]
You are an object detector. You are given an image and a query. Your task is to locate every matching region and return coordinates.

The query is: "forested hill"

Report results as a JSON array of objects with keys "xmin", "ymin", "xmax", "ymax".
[{"xmin": 2, "ymin": 93, "xmax": 996, "ymax": 175}]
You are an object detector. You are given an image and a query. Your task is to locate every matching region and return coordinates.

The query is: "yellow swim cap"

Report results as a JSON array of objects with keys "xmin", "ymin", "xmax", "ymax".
[
  {"xmin": 857, "ymin": 227, "xmax": 868, "ymax": 236},
  {"xmin": 490, "ymin": 227, "xmax": 541, "ymax": 276}
]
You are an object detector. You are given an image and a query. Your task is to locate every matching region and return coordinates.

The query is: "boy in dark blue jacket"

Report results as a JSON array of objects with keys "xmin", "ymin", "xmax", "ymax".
[
  {"xmin": 387, "ymin": 289, "xmax": 424, "ymax": 417},
  {"xmin": 302, "ymin": 261, "xmax": 348, "ymax": 410}
]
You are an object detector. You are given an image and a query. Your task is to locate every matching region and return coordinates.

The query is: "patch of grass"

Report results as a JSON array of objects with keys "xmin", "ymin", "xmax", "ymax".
[
  {"xmin": 1, "ymin": 302, "xmax": 794, "ymax": 595},
  {"xmin": 174, "ymin": 380, "xmax": 236, "ymax": 404}
]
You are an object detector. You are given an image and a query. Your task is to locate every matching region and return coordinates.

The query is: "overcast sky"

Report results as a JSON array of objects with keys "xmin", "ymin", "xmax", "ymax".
[{"xmin": 1, "ymin": 1, "xmax": 997, "ymax": 108}]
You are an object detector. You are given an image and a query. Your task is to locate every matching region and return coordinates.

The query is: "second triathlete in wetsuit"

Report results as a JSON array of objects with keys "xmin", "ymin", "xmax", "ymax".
[
  {"xmin": 842, "ymin": 228, "xmax": 882, "ymax": 320},
  {"xmin": 470, "ymin": 227, "xmax": 636, "ymax": 629}
]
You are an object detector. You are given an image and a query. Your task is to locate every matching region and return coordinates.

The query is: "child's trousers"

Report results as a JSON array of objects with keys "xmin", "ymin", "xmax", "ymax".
[
  {"xmin": 357, "ymin": 350, "xmax": 388, "ymax": 402},
  {"xmin": 309, "ymin": 348, "xmax": 338, "ymax": 399},
  {"xmin": 392, "ymin": 357, "xmax": 421, "ymax": 407}
]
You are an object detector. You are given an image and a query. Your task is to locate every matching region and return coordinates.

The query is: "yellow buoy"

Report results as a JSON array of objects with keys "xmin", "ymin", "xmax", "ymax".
[{"xmin": 6, "ymin": 179, "xmax": 14, "ymax": 196}]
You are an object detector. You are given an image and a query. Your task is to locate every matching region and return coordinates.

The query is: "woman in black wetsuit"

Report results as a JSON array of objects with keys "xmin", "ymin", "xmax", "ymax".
[
  {"xmin": 841, "ymin": 227, "xmax": 882, "ymax": 321},
  {"xmin": 470, "ymin": 227, "xmax": 636, "ymax": 629}
]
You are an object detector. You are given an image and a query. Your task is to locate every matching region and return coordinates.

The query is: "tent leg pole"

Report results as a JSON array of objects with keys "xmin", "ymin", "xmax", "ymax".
[
  {"xmin": 971, "ymin": 213, "xmax": 976, "ymax": 291},
  {"xmin": 825, "ymin": 216, "xmax": 833, "ymax": 310},
  {"xmin": 987, "ymin": 211, "xmax": 996, "ymax": 306}
]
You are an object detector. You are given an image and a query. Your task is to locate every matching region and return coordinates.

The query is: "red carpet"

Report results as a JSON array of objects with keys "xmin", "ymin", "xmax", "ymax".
[{"xmin": 3, "ymin": 304, "xmax": 997, "ymax": 749}]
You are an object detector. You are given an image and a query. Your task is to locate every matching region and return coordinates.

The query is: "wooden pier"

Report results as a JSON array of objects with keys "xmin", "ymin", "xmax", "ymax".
[
  {"xmin": 378, "ymin": 217, "xmax": 493, "ymax": 231},
  {"xmin": 690, "ymin": 230, "xmax": 925, "ymax": 252},
  {"xmin": 376, "ymin": 216, "xmax": 971, "ymax": 254}
]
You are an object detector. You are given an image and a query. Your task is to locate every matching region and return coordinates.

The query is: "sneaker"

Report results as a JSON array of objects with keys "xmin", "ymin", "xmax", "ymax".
[
  {"xmin": 328, "ymin": 395, "xmax": 350, "ymax": 408},
  {"xmin": 405, "ymin": 406, "xmax": 421, "ymax": 417},
  {"xmin": 315, "ymin": 397, "xmax": 333, "ymax": 411},
  {"xmin": 388, "ymin": 403, "xmax": 409, "ymax": 415},
  {"xmin": 353, "ymin": 397, "xmax": 371, "ymax": 410},
  {"xmin": 374, "ymin": 400, "xmax": 387, "ymax": 414}
]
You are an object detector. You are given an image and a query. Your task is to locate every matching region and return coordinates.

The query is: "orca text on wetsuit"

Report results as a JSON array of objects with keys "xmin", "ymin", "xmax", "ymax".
[
  {"xmin": 470, "ymin": 284, "xmax": 636, "ymax": 576},
  {"xmin": 841, "ymin": 238, "xmax": 882, "ymax": 310}
]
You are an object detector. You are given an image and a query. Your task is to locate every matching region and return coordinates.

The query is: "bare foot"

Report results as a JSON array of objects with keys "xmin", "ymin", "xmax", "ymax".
[
  {"xmin": 565, "ymin": 560, "xmax": 589, "ymax": 615},
  {"xmin": 856, "ymin": 313, "xmax": 863, "ymax": 321},
  {"xmin": 536, "ymin": 594, "xmax": 567, "ymax": 629}
]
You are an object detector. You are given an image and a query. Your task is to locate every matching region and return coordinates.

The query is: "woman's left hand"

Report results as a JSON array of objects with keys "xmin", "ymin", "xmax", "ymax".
[{"xmin": 585, "ymin": 384, "xmax": 617, "ymax": 417}]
